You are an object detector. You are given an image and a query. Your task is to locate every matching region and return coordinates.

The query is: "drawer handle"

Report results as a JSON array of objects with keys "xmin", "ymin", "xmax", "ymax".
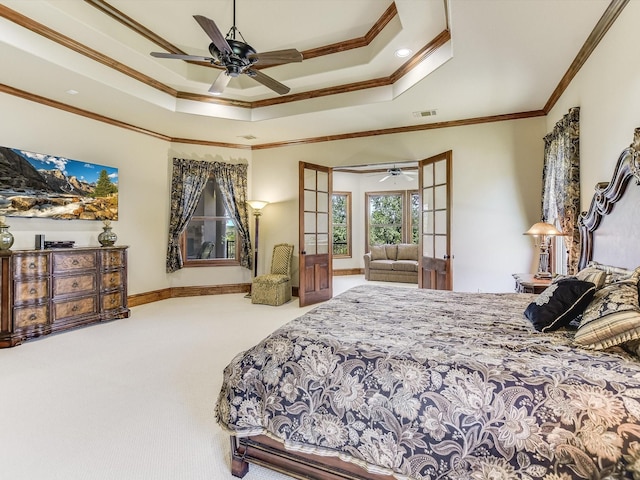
[
  {"xmin": 29, "ymin": 263, "xmax": 36, "ymax": 269},
  {"xmin": 110, "ymin": 298, "xmax": 117, "ymax": 305},
  {"xmin": 72, "ymin": 259, "xmax": 79, "ymax": 265},
  {"xmin": 29, "ymin": 288, "xmax": 37, "ymax": 294},
  {"xmin": 72, "ymin": 305, "xmax": 79, "ymax": 312},
  {"xmin": 72, "ymin": 281, "xmax": 79, "ymax": 288},
  {"xmin": 28, "ymin": 313, "xmax": 37, "ymax": 321}
]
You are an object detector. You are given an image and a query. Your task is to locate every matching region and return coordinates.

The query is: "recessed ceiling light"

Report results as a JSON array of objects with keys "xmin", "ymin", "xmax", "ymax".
[
  {"xmin": 395, "ymin": 48, "xmax": 412, "ymax": 58},
  {"xmin": 66, "ymin": 89, "xmax": 79, "ymax": 95}
]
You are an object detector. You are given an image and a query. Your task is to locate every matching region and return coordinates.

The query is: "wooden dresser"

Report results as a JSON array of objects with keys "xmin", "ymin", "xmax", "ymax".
[{"xmin": 0, "ymin": 246, "xmax": 129, "ymax": 348}]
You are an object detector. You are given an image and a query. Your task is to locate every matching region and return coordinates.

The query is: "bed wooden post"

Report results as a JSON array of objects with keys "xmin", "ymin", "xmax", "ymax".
[{"xmin": 230, "ymin": 436, "xmax": 249, "ymax": 478}]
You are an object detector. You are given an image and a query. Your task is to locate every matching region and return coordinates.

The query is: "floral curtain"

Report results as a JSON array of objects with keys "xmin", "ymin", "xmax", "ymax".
[
  {"xmin": 166, "ymin": 158, "xmax": 252, "ymax": 273},
  {"xmin": 211, "ymin": 162, "xmax": 252, "ymax": 270},
  {"xmin": 541, "ymin": 106, "xmax": 580, "ymax": 274}
]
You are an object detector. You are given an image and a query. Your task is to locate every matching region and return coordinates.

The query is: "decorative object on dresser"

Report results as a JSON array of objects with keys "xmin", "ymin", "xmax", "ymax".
[
  {"xmin": 98, "ymin": 220, "xmax": 118, "ymax": 247},
  {"xmin": 513, "ymin": 272, "xmax": 552, "ymax": 294},
  {"xmin": 44, "ymin": 240, "xmax": 75, "ymax": 249},
  {"xmin": 0, "ymin": 216, "xmax": 14, "ymax": 250},
  {"xmin": 523, "ymin": 221, "xmax": 564, "ymax": 278},
  {"xmin": 0, "ymin": 246, "xmax": 129, "ymax": 348}
]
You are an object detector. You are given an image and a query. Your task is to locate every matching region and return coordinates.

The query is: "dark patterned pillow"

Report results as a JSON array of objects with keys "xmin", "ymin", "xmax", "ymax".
[
  {"xmin": 524, "ymin": 279, "xmax": 596, "ymax": 332},
  {"xmin": 574, "ymin": 281, "xmax": 640, "ymax": 349}
]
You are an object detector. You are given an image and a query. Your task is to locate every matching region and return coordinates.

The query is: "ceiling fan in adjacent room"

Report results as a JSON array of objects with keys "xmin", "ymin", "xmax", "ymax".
[
  {"xmin": 150, "ymin": 0, "xmax": 303, "ymax": 95},
  {"xmin": 379, "ymin": 167, "xmax": 417, "ymax": 183}
]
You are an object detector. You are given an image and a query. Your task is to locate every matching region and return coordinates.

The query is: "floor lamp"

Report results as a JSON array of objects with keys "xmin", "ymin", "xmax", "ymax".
[{"xmin": 246, "ymin": 200, "xmax": 269, "ymax": 296}]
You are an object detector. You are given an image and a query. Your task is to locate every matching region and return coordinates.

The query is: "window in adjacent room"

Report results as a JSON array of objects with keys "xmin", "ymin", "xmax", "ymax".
[
  {"xmin": 366, "ymin": 190, "xmax": 419, "ymax": 251},
  {"xmin": 181, "ymin": 177, "xmax": 239, "ymax": 266},
  {"xmin": 332, "ymin": 192, "xmax": 351, "ymax": 258}
]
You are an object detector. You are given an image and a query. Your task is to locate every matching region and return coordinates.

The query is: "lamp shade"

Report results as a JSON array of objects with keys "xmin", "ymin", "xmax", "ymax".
[
  {"xmin": 524, "ymin": 222, "xmax": 563, "ymax": 236},
  {"xmin": 247, "ymin": 200, "xmax": 269, "ymax": 211}
]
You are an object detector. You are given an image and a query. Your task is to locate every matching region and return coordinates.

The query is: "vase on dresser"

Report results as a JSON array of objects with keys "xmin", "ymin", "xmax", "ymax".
[
  {"xmin": 0, "ymin": 217, "xmax": 14, "ymax": 250},
  {"xmin": 98, "ymin": 220, "xmax": 117, "ymax": 247}
]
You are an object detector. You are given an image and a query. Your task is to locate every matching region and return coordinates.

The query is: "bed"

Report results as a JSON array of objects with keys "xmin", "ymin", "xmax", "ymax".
[{"xmin": 216, "ymin": 128, "xmax": 640, "ymax": 480}]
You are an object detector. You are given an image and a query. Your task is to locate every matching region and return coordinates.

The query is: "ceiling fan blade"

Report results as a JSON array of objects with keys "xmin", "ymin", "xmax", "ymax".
[
  {"xmin": 379, "ymin": 175, "xmax": 392, "ymax": 183},
  {"xmin": 248, "ymin": 49, "xmax": 303, "ymax": 66},
  {"xmin": 248, "ymin": 69, "xmax": 290, "ymax": 95},
  {"xmin": 209, "ymin": 72, "xmax": 231, "ymax": 95},
  {"xmin": 151, "ymin": 52, "xmax": 214, "ymax": 62},
  {"xmin": 193, "ymin": 15, "xmax": 232, "ymax": 54}
]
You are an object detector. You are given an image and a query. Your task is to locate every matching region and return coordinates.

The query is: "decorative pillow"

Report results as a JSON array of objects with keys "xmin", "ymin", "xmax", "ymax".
[
  {"xmin": 575, "ymin": 267, "xmax": 607, "ymax": 289},
  {"xmin": 370, "ymin": 245, "xmax": 387, "ymax": 260},
  {"xmin": 622, "ymin": 338, "xmax": 640, "ymax": 357},
  {"xmin": 384, "ymin": 244, "xmax": 398, "ymax": 261},
  {"xmin": 524, "ymin": 279, "xmax": 596, "ymax": 332},
  {"xmin": 552, "ymin": 274, "xmax": 573, "ymax": 284},
  {"xmin": 574, "ymin": 281, "xmax": 640, "ymax": 349},
  {"xmin": 587, "ymin": 261, "xmax": 640, "ymax": 285},
  {"xmin": 397, "ymin": 243, "xmax": 418, "ymax": 261}
]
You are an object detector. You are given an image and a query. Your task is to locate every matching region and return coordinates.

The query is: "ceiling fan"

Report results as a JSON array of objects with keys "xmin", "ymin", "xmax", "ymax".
[
  {"xmin": 379, "ymin": 167, "xmax": 417, "ymax": 183},
  {"xmin": 150, "ymin": 0, "xmax": 303, "ymax": 95}
]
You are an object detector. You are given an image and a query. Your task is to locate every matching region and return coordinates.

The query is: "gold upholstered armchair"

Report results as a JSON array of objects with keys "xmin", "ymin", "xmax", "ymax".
[{"xmin": 251, "ymin": 243, "xmax": 294, "ymax": 306}]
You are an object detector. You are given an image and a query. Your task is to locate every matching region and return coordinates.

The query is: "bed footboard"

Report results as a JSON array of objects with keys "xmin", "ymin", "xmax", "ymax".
[{"xmin": 229, "ymin": 435, "xmax": 395, "ymax": 480}]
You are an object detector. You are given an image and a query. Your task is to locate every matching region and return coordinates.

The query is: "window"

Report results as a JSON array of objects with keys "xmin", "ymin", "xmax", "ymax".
[
  {"xmin": 181, "ymin": 177, "xmax": 239, "ymax": 266},
  {"xmin": 366, "ymin": 190, "xmax": 419, "ymax": 251},
  {"xmin": 332, "ymin": 192, "xmax": 351, "ymax": 257}
]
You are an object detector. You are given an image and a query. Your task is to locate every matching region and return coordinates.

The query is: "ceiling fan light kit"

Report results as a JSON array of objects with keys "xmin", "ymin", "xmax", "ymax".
[
  {"xmin": 379, "ymin": 167, "xmax": 417, "ymax": 183},
  {"xmin": 150, "ymin": 1, "xmax": 302, "ymax": 96}
]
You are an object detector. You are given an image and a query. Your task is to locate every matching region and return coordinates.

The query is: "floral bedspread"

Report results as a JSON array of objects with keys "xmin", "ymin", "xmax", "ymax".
[{"xmin": 216, "ymin": 285, "xmax": 640, "ymax": 479}]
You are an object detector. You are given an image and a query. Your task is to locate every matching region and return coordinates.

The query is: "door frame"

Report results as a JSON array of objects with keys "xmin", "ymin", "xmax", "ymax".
[
  {"xmin": 298, "ymin": 162, "xmax": 333, "ymax": 306},
  {"xmin": 418, "ymin": 151, "xmax": 453, "ymax": 290}
]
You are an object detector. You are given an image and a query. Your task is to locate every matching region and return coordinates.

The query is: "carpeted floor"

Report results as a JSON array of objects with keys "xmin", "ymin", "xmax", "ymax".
[{"xmin": 0, "ymin": 276, "xmax": 414, "ymax": 480}]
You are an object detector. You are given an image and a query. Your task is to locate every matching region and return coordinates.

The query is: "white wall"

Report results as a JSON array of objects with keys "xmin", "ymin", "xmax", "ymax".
[
  {"xmin": 0, "ymin": 93, "xmax": 251, "ymax": 295},
  {"xmin": 28, "ymin": 0, "xmax": 640, "ymax": 295},
  {"xmin": 253, "ymin": 117, "xmax": 546, "ymax": 293},
  {"xmin": 546, "ymin": 1, "xmax": 640, "ymax": 212}
]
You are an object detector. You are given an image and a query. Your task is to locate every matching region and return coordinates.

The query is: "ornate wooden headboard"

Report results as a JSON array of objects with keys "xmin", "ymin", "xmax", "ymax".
[{"xmin": 578, "ymin": 127, "xmax": 640, "ymax": 270}]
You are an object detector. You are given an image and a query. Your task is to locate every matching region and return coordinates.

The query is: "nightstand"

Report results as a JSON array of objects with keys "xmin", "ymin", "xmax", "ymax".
[{"xmin": 512, "ymin": 273, "xmax": 552, "ymax": 294}]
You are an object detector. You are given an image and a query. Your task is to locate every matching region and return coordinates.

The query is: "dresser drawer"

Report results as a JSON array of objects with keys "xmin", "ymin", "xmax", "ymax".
[
  {"xmin": 101, "ymin": 270, "xmax": 123, "ymax": 290},
  {"xmin": 53, "ymin": 296, "xmax": 97, "ymax": 322},
  {"xmin": 14, "ymin": 278, "xmax": 49, "ymax": 304},
  {"xmin": 101, "ymin": 250, "xmax": 124, "ymax": 269},
  {"xmin": 14, "ymin": 305, "xmax": 49, "ymax": 329},
  {"xmin": 53, "ymin": 251, "xmax": 97, "ymax": 273},
  {"xmin": 53, "ymin": 273, "xmax": 96, "ymax": 297},
  {"xmin": 13, "ymin": 254, "xmax": 48, "ymax": 277},
  {"xmin": 102, "ymin": 291, "xmax": 124, "ymax": 311}
]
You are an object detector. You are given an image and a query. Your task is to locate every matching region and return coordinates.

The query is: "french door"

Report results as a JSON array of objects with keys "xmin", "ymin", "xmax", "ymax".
[
  {"xmin": 298, "ymin": 162, "xmax": 333, "ymax": 306},
  {"xmin": 419, "ymin": 151, "xmax": 453, "ymax": 290}
]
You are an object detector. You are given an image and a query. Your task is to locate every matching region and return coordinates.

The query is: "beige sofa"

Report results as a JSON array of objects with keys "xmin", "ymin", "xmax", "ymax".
[{"xmin": 363, "ymin": 243, "xmax": 419, "ymax": 283}]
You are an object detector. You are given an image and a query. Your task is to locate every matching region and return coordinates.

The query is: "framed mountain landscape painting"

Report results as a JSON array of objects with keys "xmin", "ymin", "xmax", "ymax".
[{"xmin": 0, "ymin": 146, "xmax": 118, "ymax": 220}]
